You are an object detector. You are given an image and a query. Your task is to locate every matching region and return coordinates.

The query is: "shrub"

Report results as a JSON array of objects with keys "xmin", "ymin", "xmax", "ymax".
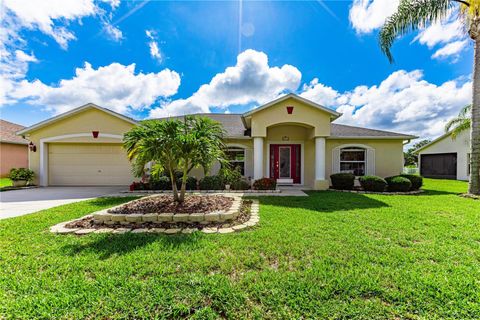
[
  {"xmin": 219, "ymin": 167, "xmax": 242, "ymax": 186},
  {"xmin": 231, "ymin": 179, "xmax": 251, "ymax": 190},
  {"xmin": 129, "ymin": 181, "xmax": 148, "ymax": 191},
  {"xmin": 149, "ymin": 176, "xmax": 171, "ymax": 190},
  {"xmin": 253, "ymin": 178, "xmax": 276, "ymax": 190},
  {"xmin": 359, "ymin": 175, "xmax": 387, "ymax": 192},
  {"xmin": 184, "ymin": 176, "xmax": 198, "ymax": 190},
  {"xmin": 8, "ymin": 168, "xmax": 35, "ymax": 181},
  {"xmin": 199, "ymin": 175, "xmax": 225, "ymax": 190},
  {"xmin": 386, "ymin": 176, "xmax": 412, "ymax": 192},
  {"xmin": 330, "ymin": 173, "xmax": 355, "ymax": 190},
  {"xmin": 399, "ymin": 174, "xmax": 423, "ymax": 190}
]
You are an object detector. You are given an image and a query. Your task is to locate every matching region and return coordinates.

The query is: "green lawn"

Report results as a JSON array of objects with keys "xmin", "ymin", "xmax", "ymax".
[
  {"xmin": 1, "ymin": 179, "xmax": 479, "ymax": 319},
  {"xmin": 0, "ymin": 178, "xmax": 12, "ymax": 188}
]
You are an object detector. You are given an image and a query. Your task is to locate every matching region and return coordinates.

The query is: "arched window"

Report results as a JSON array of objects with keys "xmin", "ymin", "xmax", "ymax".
[
  {"xmin": 340, "ymin": 147, "xmax": 366, "ymax": 176},
  {"xmin": 226, "ymin": 148, "xmax": 245, "ymax": 175}
]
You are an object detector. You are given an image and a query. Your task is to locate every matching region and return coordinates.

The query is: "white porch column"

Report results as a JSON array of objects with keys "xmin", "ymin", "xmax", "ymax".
[
  {"xmin": 39, "ymin": 141, "xmax": 48, "ymax": 186},
  {"xmin": 253, "ymin": 137, "xmax": 264, "ymax": 180},
  {"xmin": 315, "ymin": 137, "xmax": 328, "ymax": 189}
]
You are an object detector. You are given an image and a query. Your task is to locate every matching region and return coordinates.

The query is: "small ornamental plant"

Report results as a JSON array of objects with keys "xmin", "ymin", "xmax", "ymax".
[
  {"xmin": 359, "ymin": 175, "xmax": 387, "ymax": 192},
  {"xmin": 253, "ymin": 178, "xmax": 276, "ymax": 190},
  {"xmin": 8, "ymin": 168, "xmax": 34, "ymax": 182},
  {"xmin": 330, "ymin": 173, "xmax": 355, "ymax": 190},
  {"xmin": 386, "ymin": 176, "xmax": 412, "ymax": 192}
]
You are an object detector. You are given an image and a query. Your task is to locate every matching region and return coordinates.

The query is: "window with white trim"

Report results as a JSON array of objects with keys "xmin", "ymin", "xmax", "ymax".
[
  {"xmin": 226, "ymin": 148, "xmax": 245, "ymax": 175},
  {"xmin": 340, "ymin": 147, "xmax": 366, "ymax": 176}
]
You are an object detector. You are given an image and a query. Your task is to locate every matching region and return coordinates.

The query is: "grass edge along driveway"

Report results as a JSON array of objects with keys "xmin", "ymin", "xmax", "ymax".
[{"xmin": 0, "ymin": 179, "xmax": 479, "ymax": 319}]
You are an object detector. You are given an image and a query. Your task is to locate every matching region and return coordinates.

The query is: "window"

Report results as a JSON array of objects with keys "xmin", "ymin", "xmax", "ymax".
[
  {"xmin": 340, "ymin": 147, "xmax": 366, "ymax": 176},
  {"xmin": 226, "ymin": 148, "xmax": 245, "ymax": 175}
]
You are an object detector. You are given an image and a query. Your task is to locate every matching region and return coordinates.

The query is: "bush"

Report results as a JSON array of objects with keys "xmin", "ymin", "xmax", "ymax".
[
  {"xmin": 219, "ymin": 167, "xmax": 242, "ymax": 186},
  {"xmin": 183, "ymin": 176, "xmax": 198, "ymax": 190},
  {"xmin": 359, "ymin": 175, "xmax": 387, "ymax": 192},
  {"xmin": 253, "ymin": 178, "xmax": 276, "ymax": 190},
  {"xmin": 199, "ymin": 175, "xmax": 225, "ymax": 190},
  {"xmin": 129, "ymin": 181, "xmax": 148, "ymax": 191},
  {"xmin": 330, "ymin": 173, "xmax": 355, "ymax": 190},
  {"xmin": 231, "ymin": 179, "xmax": 251, "ymax": 190},
  {"xmin": 149, "ymin": 176, "xmax": 171, "ymax": 190},
  {"xmin": 8, "ymin": 168, "xmax": 34, "ymax": 181},
  {"xmin": 399, "ymin": 174, "xmax": 423, "ymax": 190},
  {"xmin": 386, "ymin": 176, "xmax": 412, "ymax": 192}
]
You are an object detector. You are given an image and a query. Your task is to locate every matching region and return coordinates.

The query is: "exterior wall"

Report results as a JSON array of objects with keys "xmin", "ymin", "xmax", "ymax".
[
  {"xmin": 189, "ymin": 139, "xmax": 254, "ymax": 180},
  {"xmin": 326, "ymin": 139, "xmax": 404, "ymax": 180},
  {"xmin": 418, "ymin": 130, "xmax": 470, "ymax": 181},
  {"xmin": 249, "ymin": 97, "xmax": 331, "ymax": 137},
  {"xmin": 25, "ymin": 108, "xmax": 135, "ymax": 185},
  {"xmin": 0, "ymin": 143, "xmax": 28, "ymax": 177}
]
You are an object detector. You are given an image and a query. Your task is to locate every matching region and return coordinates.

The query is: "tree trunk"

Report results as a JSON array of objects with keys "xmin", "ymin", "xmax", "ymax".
[
  {"xmin": 178, "ymin": 167, "xmax": 188, "ymax": 203},
  {"xmin": 469, "ymin": 21, "xmax": 480, "ymax": 195},
  {"xmin": 169, "ymin": 169, "xmax": 179, "ymax": 202}
]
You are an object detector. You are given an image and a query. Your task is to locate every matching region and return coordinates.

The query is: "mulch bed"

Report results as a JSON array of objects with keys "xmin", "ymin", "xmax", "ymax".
[
  {"xmin": 108, "ymin": 195, "xmax": 234, "ymax": 214},
  {"xmin": 65, "ymin": 200, "xmax": 252, "ymax": 230}
]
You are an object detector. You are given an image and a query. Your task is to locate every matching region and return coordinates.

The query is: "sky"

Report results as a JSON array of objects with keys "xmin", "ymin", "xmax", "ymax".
[{"xmin": 0, "ymin": 0, "xmax": 474, "ymax": 141}]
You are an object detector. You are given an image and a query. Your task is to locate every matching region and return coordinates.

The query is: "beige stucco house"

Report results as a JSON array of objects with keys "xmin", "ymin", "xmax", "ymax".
[
  {"xmin": 17, "ymin": 94, "xmax": 416, "ymax": 189},
  {"xmin": 416, "ymin": 129, "xmax": 470, "ymax": 181}
]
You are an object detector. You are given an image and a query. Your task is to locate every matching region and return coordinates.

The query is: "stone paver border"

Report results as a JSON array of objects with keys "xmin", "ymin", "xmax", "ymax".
[
  {"xmin": 92, "ymin": 196, "xmax": 243, "ymax": 225},
  {"xmin": 50, "ymin": 200, "xmax": 260, "ymax": 235},
  {"xmin": 123, "ymin": 189, "xmax": 279, "ymax": 194},
  {"xmin": 329, "ymin": 189, "xmax": 424, "ymax": 195}
]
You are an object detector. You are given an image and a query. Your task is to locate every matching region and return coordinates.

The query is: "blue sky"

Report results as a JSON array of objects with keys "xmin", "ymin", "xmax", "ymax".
[{"xmin": 0, "ymin": 0, "xmax": 473, "ymax": 139}]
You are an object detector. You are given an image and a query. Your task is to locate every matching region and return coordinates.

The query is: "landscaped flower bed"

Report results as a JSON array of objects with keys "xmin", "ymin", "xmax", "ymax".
[
  {"xmin": 329, "ymin": 173, "xmax": 424, "ymax": 194},
  {"xmin": 50, "ymin": 199, "xmax": 259, "ymax": 235}
]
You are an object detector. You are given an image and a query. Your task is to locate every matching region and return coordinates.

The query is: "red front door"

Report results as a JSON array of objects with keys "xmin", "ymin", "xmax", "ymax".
[{"xmin": 270, "ymin": 144, "xmax": 301, "ymax": 184}]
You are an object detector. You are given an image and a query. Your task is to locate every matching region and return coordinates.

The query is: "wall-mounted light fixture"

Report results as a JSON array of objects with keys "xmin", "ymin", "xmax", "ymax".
[{"xmin": 29, "ymin": 141, "xmax": 37, "ymax": 152}]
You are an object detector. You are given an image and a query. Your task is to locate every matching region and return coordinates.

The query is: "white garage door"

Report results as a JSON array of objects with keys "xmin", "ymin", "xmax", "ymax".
[{"xmin": 48, "ymin": 143, "xmax": 135, "ymax": 186}]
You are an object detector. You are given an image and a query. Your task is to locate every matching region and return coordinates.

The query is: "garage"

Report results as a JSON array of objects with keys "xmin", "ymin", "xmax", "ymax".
[
  {"xmin": 48, "ymin": 143, "xmax": 134, "ymax": 186},
  {"xmin": 420, "ymin": 153, "xmax": 457, "ymax": 179}
]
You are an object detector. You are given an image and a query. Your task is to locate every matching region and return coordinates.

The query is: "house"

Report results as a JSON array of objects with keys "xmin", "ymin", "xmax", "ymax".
[
  {"xmin": 416, "ymin": 129, "xmax": 470, "ymax": 180},
  {"xmin": 1, "ymin": 120, "xmax": 29, "ymax": 178},
  {"xmin": 17, "ymin": 94, "xmax": 416, "ymax": 189}
]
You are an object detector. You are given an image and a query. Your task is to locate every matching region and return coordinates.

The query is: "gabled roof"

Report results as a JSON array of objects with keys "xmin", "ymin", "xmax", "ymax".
[
  {"xmin": 330, "ymin": 123, "xmax": 417, "ymax": 140},
  {"xmin": 413, "ymin": 130, "xmax": 465, "ymax": 154},
  {"xmin": 17, "ymin": 103, "xmax": 138, "ymax": 135},
  {"xmin": 242, "ymin": 93, "xmax": 342, "ymax": 119},
  {"xmin": 153, "ymin": 113, "xmax": 248, "ymax": 137},
  {"xmin": 0, "ymin": 120, "xmax": 28, "ymax": 144}
]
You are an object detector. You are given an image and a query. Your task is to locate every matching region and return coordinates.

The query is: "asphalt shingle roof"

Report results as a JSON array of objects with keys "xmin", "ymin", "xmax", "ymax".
[
  {"xmin": 154, "ymin": 114, "xmax": 414, "ymax": 139},
  {"xmin": 0, "ymin": 120, "xmax": 28, "ymax": 144}
]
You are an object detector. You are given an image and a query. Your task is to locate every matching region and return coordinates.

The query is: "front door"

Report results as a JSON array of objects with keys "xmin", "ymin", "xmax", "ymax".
[{"xmin": 270, "ymin": 144, "xmax": 301, "ymax": 184}]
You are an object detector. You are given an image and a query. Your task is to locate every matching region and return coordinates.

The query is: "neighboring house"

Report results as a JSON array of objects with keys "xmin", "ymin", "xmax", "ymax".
[
  {"xmin": 416, "ymin": 129, "xmax": 470, "ymax": 181},
  {"xmin": 0, "ymin": 120, "xmax": 29, "ymax": 178},
  {"xmin": 17, "ymin": 94, "xmax": 416, "ymax": 189}
]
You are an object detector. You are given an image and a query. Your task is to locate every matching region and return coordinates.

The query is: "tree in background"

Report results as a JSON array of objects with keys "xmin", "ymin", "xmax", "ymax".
[
  {"xmin": 404, "ymin": 139, "xmax": 431, "ymax": 166},
  {"xmin": 123, "ymin": 116, "xmax": 226, "ymax": 203},
  {"xmin": 380, "ymin": 0, "xmax": 480, "ymax": 194}
]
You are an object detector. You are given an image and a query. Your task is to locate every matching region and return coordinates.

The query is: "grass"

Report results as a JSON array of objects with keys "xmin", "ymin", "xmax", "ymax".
[
  {"xmin": 1, "ymin": 179, "xmax": 480, "ymax": 319},
  {"xmin": 0, "ymin": 178, "xmax": 12, "ymax": 188}
]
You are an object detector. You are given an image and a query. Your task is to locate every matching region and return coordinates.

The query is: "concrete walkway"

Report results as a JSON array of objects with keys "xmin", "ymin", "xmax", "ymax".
[{"xmin": 0, "ymin": 187, "xmax": 126, "ymax": 220}]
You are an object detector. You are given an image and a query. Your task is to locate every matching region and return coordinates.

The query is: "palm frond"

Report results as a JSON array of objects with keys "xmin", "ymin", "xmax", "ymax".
[
  {"xmin": 445, "ymin": 104, "xmax": 472, "ymax": 139},
  {"xmin": 379, "ymin": 0, "xmax": 454, "ymax": 62}
]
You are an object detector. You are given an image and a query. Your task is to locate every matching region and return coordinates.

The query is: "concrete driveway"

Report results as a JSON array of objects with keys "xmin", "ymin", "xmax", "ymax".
[{"xmin": 0, "ymin": 187, "xmax": 126, "ymax": 220}]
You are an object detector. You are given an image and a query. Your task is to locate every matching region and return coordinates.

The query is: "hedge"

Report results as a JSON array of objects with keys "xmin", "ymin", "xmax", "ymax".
[
  {"xmin": 330, "ymin": 173, "xmax": 355, "ymax": 190},
  {"xmin": 359, "ymin": 175, "xmax": 387, "ymax": 192}
]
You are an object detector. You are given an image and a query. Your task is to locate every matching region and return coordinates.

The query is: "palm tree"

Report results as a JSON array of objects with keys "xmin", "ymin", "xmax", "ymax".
[
  {"xmin": 445, "ymin": 104, "xmax": 472, "ymax": 138},
  {"xmin": 379, "ymin": 0, "xmax": 480, "ymax": 195},
  {"xmin": 123, "ymin": 116, "xmax": 226, "ymax": 203}
]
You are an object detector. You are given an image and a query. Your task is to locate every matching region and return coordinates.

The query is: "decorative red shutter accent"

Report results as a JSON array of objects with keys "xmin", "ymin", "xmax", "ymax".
[{"xmin": 286, "ymin": 106, "xmax": 294, "ymax": 114}]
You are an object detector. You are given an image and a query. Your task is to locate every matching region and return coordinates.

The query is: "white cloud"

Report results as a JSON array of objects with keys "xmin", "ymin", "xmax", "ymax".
[
  {"xmin": 2, "ymin": 0, "xmax": 98, "ymax": 49},
  {"xmin": 150, "ymin": 49, "xmax": 301, "ymax": 118},
  {"xmin": 7, "ymin": 62, "xmax": 181, "ymax": 115},
  {"xmin": 103, "ymin": 23, "xmax": 123, "ymax": 41},
  {"xmin": 432, "ymin": 40, "xmax": 468, "ymax": 60},
  {"xmin": 301, "ymin": 70, "xmax": 471, "ymax": 138},
  {"xmin": 145, "ymin": 29, "xmax": 164, "ymax": 63},
  {"xmin": 414, "ymin": 19, "xmax": 464, "ymax": 48},
  {"xmin": 349, "ymin": 0, "xmax": 399, "ymax": 34}
]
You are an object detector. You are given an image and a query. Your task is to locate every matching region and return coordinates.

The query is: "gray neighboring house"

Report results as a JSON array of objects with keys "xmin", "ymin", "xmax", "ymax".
[{"xmin": 416, "ymin": 129, "xmax": 470, "ymax": 181}]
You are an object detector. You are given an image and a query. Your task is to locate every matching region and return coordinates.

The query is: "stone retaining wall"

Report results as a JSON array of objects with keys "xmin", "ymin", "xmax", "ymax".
[{"xmin": 93, "ymin": 197, "xmax": 243, "ymax": 225}]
